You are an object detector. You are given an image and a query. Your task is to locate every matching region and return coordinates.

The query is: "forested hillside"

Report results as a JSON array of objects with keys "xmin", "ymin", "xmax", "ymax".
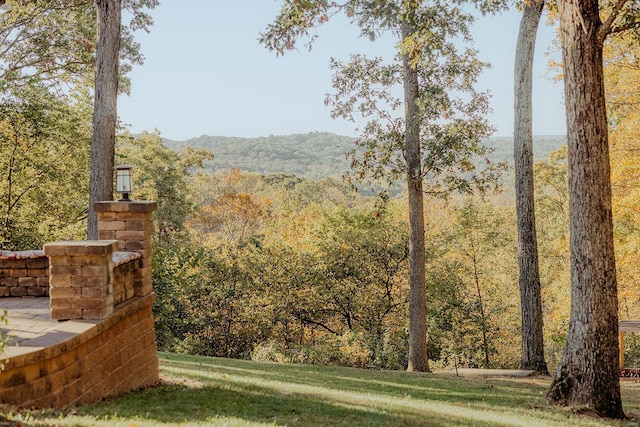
[
  {"xmin": 163, "ymin": 132, "xmax": 566, "ymax": 180},
  {"xmin": 163, "ymin": 132, "xmax": 353, "ymax": 179}
]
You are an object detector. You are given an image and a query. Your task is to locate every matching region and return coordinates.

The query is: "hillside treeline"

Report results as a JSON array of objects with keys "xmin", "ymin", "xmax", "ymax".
[{"xmin": 162, "ymin": 132, "xmax": 566, "ymax": 181}]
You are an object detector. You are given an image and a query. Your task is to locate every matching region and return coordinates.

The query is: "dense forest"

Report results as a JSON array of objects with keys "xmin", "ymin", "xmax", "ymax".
[
  {"xmin": 103, "ymin": 126, "xmax": 634, "ymax": 375},
  {"xmin": 141, "ymin": 132, "xmax": 569, "ymax": 371}
]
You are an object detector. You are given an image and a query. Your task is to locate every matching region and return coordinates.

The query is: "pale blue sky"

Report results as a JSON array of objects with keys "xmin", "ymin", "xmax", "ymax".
[{"xmin": 118, "ymin": 1, "xmax": 566, "ymax": 142}]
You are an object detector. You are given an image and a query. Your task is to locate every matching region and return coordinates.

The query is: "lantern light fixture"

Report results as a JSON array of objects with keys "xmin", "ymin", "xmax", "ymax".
[{"xmin": 114, "ymin": 164, "xmax": 134, "ymax": 202}]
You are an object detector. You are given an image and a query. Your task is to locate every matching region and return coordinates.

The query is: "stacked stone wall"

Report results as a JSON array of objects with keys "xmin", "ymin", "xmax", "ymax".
[
  {"xmin": 0, "ymin": 295, "xmax": 158, "ymax": 408},
  {"xmin": 95, "ymin": 201, "xmax": 155, "ymax": 297},
  {"xmin": 0, "ymin": 200, "xmax": 159, "ymax": 408},
  {"xmin": 113, "ymin": 256, "xmax": 139, "ymax": 306},
  {"xmin": 0, "ymin": 251, "xmax": 140, "ymax": 300},
  {"xmin": 0, "ymin": 253, "xmax": 49, "ymax": 297}
]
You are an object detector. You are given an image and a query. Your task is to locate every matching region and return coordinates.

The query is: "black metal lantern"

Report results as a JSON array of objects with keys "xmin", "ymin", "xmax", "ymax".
[{"xmin": 114, "ymin": 164, "xmax": 134, "ymax": 201}]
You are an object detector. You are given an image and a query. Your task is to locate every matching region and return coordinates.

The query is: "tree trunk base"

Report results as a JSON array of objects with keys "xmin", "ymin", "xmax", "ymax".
[
  {"xmin": 547, "ymin": 369, "xmax": 626, "ymax": 419},
  {"xmin": 519, "ymin": 360, "xmax": 549, "ymax": 376},
  {"xmin": 406, "ymin": 366, "xmax": 432, "ymax": 373}
]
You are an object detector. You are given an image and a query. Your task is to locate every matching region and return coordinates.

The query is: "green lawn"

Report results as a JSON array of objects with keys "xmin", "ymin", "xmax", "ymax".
[{"xmin": 4, "ymin": 352, "xmax": 640, "ymax": 426}]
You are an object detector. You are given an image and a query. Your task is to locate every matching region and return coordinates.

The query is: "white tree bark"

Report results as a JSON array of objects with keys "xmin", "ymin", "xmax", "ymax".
[{"xmin": 514, "ymin": 0, "xmax": 548, "ymax": 374}]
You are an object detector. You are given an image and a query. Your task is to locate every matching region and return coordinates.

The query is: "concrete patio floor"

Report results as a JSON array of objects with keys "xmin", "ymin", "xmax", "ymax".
[{"xmin": 0, "ymin": 297, "xmax": 97, "ymax": 358}]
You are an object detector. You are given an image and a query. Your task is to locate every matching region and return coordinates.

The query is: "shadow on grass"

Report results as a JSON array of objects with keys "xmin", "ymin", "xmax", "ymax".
[
  {"xmin": 19, "ymin": 352, "xmax": 634, "ymax": 427},
  {"xmin": 82, "ymin": 378, "xmax": 524, "ymax": 427},
  {"xmin": 72, "ymin": 353, "xmax": 566, "ymax": 427},
  {"xmin": 92, "ymin": 382, "xmax": 447, "ymax": 426},
  {"xmin": 162, "ymin": 353, "xmax": 547, "ymax": 407}
]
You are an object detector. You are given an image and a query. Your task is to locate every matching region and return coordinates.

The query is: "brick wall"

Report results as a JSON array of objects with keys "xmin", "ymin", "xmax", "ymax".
[
  {"xmin": 44, "ymin": 240, "xmax": 118, "ymax": 320},
  {"xmin": 0, "ymin": 252, "xmax": 140, "ymax": 303},
  {"xmin": 95, "ymin": 201, "xmax": 156, "ymax": 298},
  {"xmin": 0, "ymin": 252, "xmax": 49, "ymax": 297},
  {"xmin": 0, "ymin": 294, "xmax": 158, "ymax": 408},
  {"xmin": 113, "ymin": 255, "xmax": 139, "ymax": 306},
  {"xmin": 0, "ymin": 200, "xmax": 160, "ymax": 408}
]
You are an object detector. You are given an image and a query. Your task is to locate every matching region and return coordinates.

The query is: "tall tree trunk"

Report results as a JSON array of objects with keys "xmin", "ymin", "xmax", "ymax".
[
  {"xmin": 88, "ymin": 0, "xmax": 121, "ymax": 239},
  {"xmin": 514, "ymin": 0, "xmax": 549, "ymax": 375},
  {"xmin": 546, "ymin": 0, "xmax": 623, "ymax": 418},
  {"xmin": 402, "ymin": 11, "xmax": 430, "ymax": 373}
]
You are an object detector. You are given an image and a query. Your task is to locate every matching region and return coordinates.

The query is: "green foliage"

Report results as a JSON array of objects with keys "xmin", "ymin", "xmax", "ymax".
[
  {"xmin": 182, "ymin": 246, "xmax": 273, "ymax": 359},
  {"xmin": 155, "ymin": 177, "xmax": 414, "ymax": 369},
  {"xmin": 0, "ymin": 0, "xmax": 158, "ymax": 94},
  {"xmin": 0, "ymin": 309, "xmax": 7, "ymax": 359},
  {"xmin": 261, "ymin": 1, "xmax": 507, "ymax": 196},
  {"xmin": 426, "ymin": 258, "xmax": 476, "ymax": 366},
  {"xmin": 251, "ymin": 332, "xmax": 376, "ymax": 368},
  {"xmin": 622, "ymin": 334, "xmax": 640, "ymax": 368},
  {"xmin": 0, "ymin": 0, "xmax": 95, "ymax": 91},
  {"xmin": 152, "ymin": 238, "xmax": 273, "ymax": 358},
  {"xmin": 0, "ymin": 0, "xmax": 159, "ymax": 248},
  {"xmin": 425, "ymin": 200, "xmax": 519, "ymax": 369},
  {"xmin": 533, "ymin": 147, "xmax": 570, "ymax": 370},
  {"xmin": 262, "ymin": 1, "xmax": 512, "ymax": 373},
  {"xmin": 0, "ymin": 84, "xmax": 91, "ymax": 249},
  {"xmin": 250, "ymin": 201, "xmax": 411, "ymax": 369},
  {"xmin": 163, "ymin": 132, "xmax": 355, "ymax": 180},
  {"xmin": 152, "ymin": 240, "xmax": 202, "ymax": 352},
  {"xmin": 117, "ymin": 131, "xmax": 213, "ymax": 240},
  {"xmin": 328, "ymin": 49, "xmax": 505, "ymax": 196},
  {"xmin": 449, "ymin": 201, "xmax": 518, "ymax": 368},
  {"xmin": 150, "ymin": 160, "xmax": 576, "ymax": 371},
  {"xmin": 310, "ymin": 203, "xmax": 409, "ymax": 338}
]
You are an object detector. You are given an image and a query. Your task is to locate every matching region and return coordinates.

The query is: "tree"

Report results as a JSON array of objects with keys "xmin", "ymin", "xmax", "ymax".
[
  {"xmin": 0, "ymin": 0, "xmax": 95, "ymax": 91},
  {"xmin": 116, "ymin": 130, "xmax": 213, "ymax": 240},
  {"xmin": 311, "ymin": 203, "xmax": 409, "ymax": 361},
  {"xmin": 513, "ymin": 0, "xmax": 549, "ymax": 374},
  {"xmin": 0, "ymin": 85, "xmax": 92, "ymax": 249},
  {"xmin": 262, "ymin": 0, "xmax": 505, "ymax": 373},
  {"xmin": 400, "ymin": 4, "xmax": 429, "ymax": 372},
  {"xmin": 545, "ymin": 0, "xmax": 640, "ymax": 418},
  {"xmin": 605, "ymin": 35, "xmax": 640, "ymax": 322},
  {"xmin": 190, "ymin": 169, "xmax": 270, "ymax": 246},
  {"xmin": 88, "ymin": 0, "xmax": 121, "ymax": 240},
  {"xmin": 247, "ymin": 198, "xmax": 411, "ymax": 369},
  {"xmin": 446, "ymin": 201, "xmax": 517, "ymax": 368},
  {"xmin": 0, "ymin": 0, "xmax": 158, "ymax": 94},
  {"xmin": 0, "ymin": 0, "xmax": 159, "ymax": 239}
]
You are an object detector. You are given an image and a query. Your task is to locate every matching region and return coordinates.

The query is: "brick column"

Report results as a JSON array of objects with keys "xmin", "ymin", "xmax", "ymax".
[
  {"xmin": 94, "ymin": 201, "xmax": 157, "ymax": 297},
  {"xmin": 43, "ymin": 240, "xmax": 118, "ymax": 320}
]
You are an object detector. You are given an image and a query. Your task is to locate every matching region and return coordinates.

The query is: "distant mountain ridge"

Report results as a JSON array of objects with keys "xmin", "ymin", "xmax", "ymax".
[{"xmin": 162, "ymin": 132, "xmax": 566, "ymax": 180}]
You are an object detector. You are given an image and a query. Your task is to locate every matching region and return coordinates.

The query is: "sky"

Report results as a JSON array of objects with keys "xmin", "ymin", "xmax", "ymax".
[{"xmin": 117, "ymin": 1, "xmax": 566, "ymax": 142}]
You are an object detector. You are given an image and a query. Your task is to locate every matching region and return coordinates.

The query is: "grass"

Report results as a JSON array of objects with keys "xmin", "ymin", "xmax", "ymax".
[{"xmin": 4, "ymin": 352, "xmax": 640, "ymax": 426}]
